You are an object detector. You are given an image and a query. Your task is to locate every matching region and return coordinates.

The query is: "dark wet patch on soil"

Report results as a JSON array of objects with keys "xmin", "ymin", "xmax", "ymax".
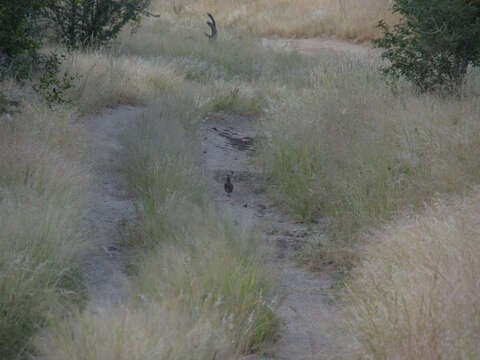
[{"xmin": 213, "ymin": 127, "xmax": 254, "ymax": 151}]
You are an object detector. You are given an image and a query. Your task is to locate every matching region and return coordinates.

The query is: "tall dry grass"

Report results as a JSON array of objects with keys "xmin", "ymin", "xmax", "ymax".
[
  {"xmin": 0, "ymin": 83, "xmax": 88, "ymax": 358},
  {"xmin": 60, "ymin": 51, "xmax": 183, "ymax": 114},
  {"xmin": 35, "ymin": 305, "xmax": 231, "ymax": 360},
  {"xmin": 149, "ymin": 0, "xmax": 397, "ymax": 40},
  {"xmin": 342, "ymin": 189, "xmax": 480, "ymax": 359},
  {"xmin": 258, "ymin": 54, "xmax": 480, "ymax": 268}
]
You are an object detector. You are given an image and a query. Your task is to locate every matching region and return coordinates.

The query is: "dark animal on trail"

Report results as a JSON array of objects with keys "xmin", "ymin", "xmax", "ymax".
[
  {"xmin": 205, "ymin": 13, "xmax": 217, "ymax": 39},
  {"xmin": 224, "ymin": 175, "xmax": 233, "ymax": 195}
]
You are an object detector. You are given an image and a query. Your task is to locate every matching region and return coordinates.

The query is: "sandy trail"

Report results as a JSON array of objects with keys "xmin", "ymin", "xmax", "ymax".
[
  {"xmin": 200, "ymin": 113, "xmax": 340, "ymax": 360},
  {"xmin": 263, "ymin": 37, "xmax": 377, "ymax": 57},
  {"xmin": 285, "ymin": 38, "xmax": 375, "ymax": 57},
  {"xmin": 81, "ymin": 106, "xmax": 140, "ymax": 309}
]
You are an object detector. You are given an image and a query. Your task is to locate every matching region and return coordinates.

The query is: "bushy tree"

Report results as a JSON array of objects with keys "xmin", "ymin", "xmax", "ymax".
[
  {"xmin": 374, "ymin": 0, "xmax": 480, "ymax": 93},
  {"xmin": 0, "ymin": 0, "xmax": 49, "ymax": 78},
  {"xmin": 46, "ymin": 0, "xmax": 151, "ymax": 49}
]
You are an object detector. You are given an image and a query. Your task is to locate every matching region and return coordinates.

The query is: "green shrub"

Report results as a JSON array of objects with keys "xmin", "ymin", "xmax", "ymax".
[
  {"xmin": 0, "ymin": 0, "xmax": 49, "ymax": 79},
  {"xmin": 374, "ymin": 0, "xmax": 480, "ymax": 93},
  {"xmin": 33, "ymin": 53, "xmax": 81, "ymax": 107}
]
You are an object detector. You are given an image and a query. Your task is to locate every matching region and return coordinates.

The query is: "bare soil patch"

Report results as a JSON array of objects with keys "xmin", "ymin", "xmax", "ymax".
[
  {"xmin": 263, "ymin": 37, "xmax": 377, "ymax": 57},
  {"xmin": 82, "ymin": 106, "xmax": 141, "ymax": 309}
]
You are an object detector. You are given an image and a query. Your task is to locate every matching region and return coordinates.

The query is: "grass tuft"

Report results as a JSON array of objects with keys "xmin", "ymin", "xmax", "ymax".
[{"xmin": 0, "ymin": 87, "xmax": 88, "ymax": 358}]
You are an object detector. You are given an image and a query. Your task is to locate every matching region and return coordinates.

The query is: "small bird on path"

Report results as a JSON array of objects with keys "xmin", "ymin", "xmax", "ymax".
[{"xmin": 224, "ymin": 175, "xmax": 233, "ymax": 196}]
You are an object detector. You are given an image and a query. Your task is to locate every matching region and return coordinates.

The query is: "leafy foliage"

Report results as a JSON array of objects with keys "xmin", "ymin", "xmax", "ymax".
[
  {"xmin": 374, "ymin": 0, "xmax": 480, "ymax": 93},
  {"xmin": 0, "ymin": 0, "xmax": 46, "ymax": 57},
  {"xmin": 0, "ymin": 0, "xmax": 49, "ymax": 79},
  {"xmin": 46, "ymin": 0, "xmax": 152, "ymax": 49},
  {"xmin": 33, "ymin": 53, "xmax": 81, "ymax": 107}
]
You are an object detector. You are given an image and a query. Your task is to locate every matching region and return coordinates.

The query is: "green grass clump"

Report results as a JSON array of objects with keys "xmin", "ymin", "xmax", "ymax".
[
  {"xmin": 208, "ymin": 87, "xmax": 265, "ymax": 116},
  {"xmin": 136, "ymin": 206, "xmax": 279, "ymax": 354},
  {"xmin": 120, "ymin": 93, "xmax": 205, "ymax": 249}
]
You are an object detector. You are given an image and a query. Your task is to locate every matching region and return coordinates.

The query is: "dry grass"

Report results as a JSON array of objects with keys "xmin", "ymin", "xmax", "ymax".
[
  {"xmin": 258, "ymin": 54, "xmax": 480, "ymax": 268},
  {"xmin": 36, "ymin": 304, "xmax": 231, "ymax": 360},
  {"xmin": 61, "ymin": 51, "xmax": 183, "ymax": 114},
  {"xmin": 0, "ymin": 83, "xmax": 88, "ymax": 358},
  {"xmin": 342, "ymin": 189, "xmax": 480, "ymax": 359},
  {"xmin": 150, "ymin": 0, "xmax": 397, "ymax": 40}
]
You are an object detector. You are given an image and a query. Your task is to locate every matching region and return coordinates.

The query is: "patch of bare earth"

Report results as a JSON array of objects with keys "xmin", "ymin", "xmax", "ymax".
[
  {"xmin": 263, "ymin": 37, "xmax": 377, "ymax": 57},
  {"xmin": 200, "ymin": 113, "xmax": 341, "ymax": 360},
  {"xmin": 82, "ymin": 106, "xmax": 141, "ymax": 309}
]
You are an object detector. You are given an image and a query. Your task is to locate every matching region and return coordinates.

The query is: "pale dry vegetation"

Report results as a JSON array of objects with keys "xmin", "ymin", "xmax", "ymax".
[
  {"xmin": 150, "ymin": 0, "xmax": 397, "ymax": 40},
  {"xmin": 36, "ymin": 305, "xmax": 231, "ymax": 360},
  {"xmin": 0, "ymin": 83, "xmax": 88, "ymax": 357},
  {"xmin": 343, "ymin": 190, "xmax": 480, "ymax": 359},
  {"xmin": 258, "ymin": 54, "xmax": 480, "ymax": 267},
  {"xmin": 60, "ymin": 52, "xmax": 183, "ymax": 113}
]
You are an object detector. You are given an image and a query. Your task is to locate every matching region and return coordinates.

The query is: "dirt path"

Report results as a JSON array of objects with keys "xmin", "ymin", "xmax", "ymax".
[
  {"xmin": 263, "ymin": 37, "xmax": 377, "ymax": 57},
  {"xmin": 200, "ymin": 113, "xmax": 340, "ymax": 360},
  {"xmin": 81, "ymin": 106, "xmax": 140, "ymax": 309}
]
